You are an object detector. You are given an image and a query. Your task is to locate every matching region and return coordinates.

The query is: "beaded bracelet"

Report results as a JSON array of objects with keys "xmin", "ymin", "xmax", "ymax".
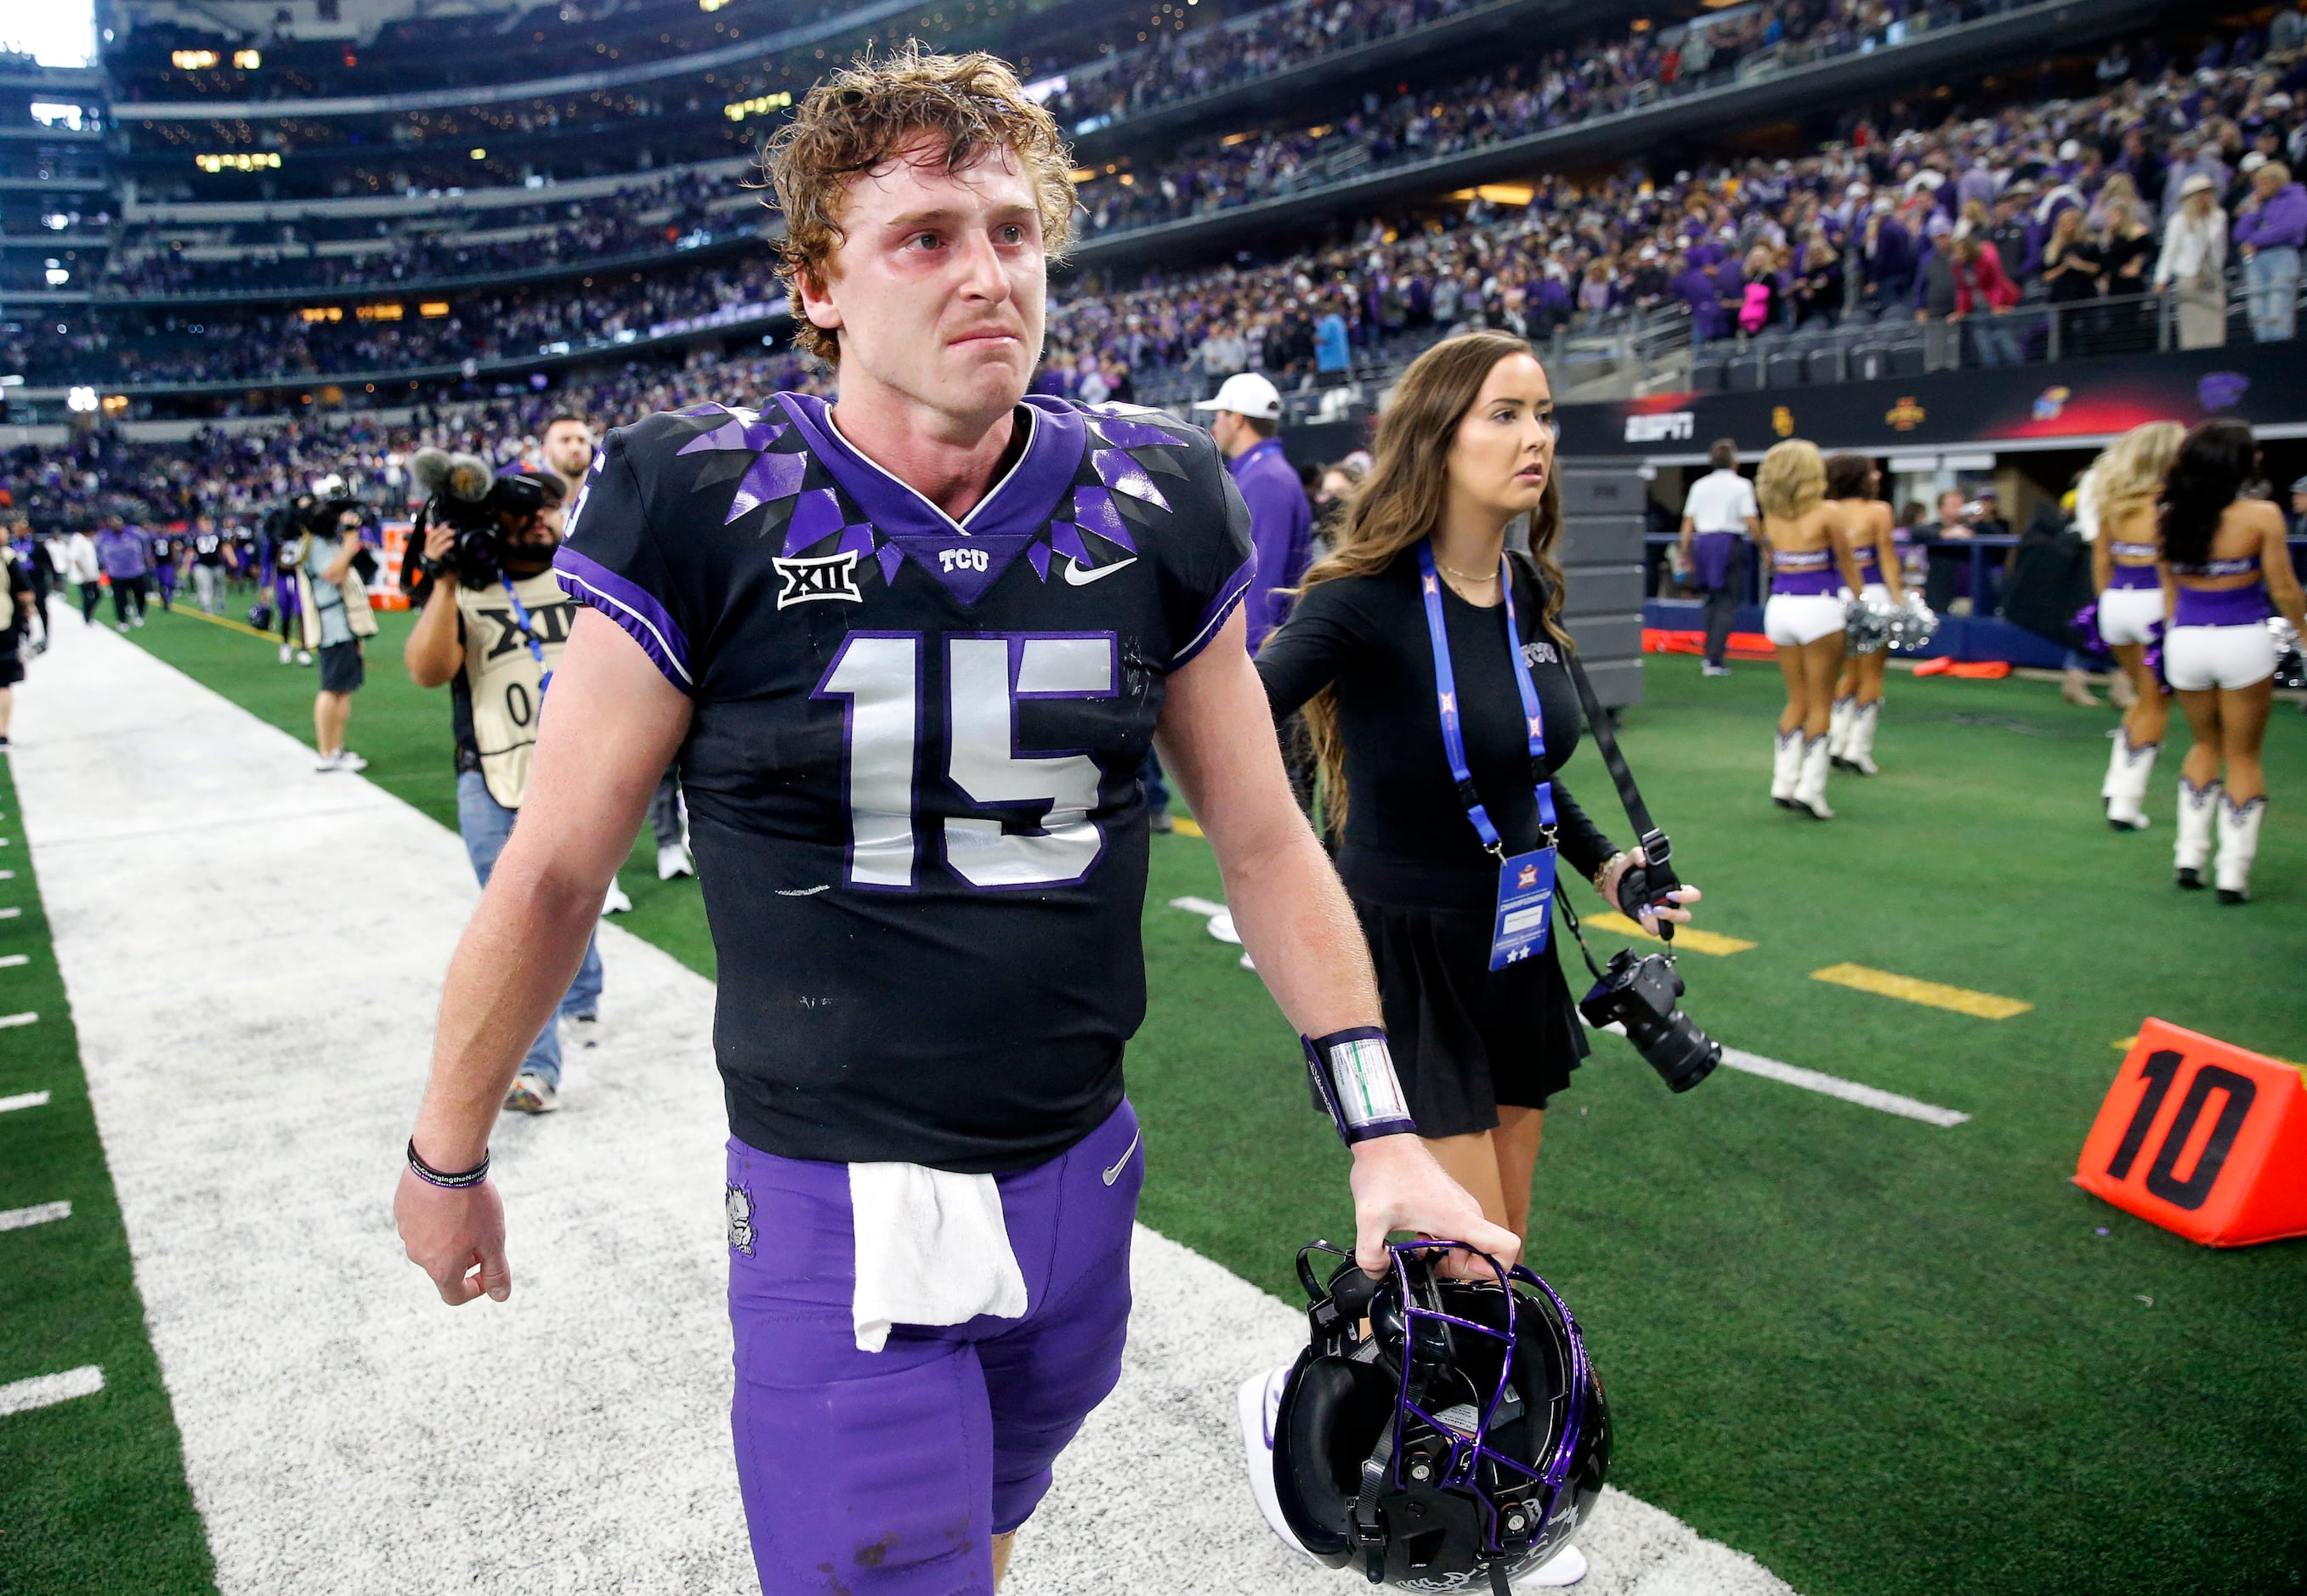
[{"xmin": 406, "ymin": 1138, "xmax": 490, "ymax": 1190}]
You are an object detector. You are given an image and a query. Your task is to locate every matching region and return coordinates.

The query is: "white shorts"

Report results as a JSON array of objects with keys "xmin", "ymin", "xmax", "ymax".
[
  {"xmin": 2163, "ymin": 624, "xmax": 2276, "ymax": 692},
  {"xmin": 2097, "ymin": 586, "xmax": 2166, "ymax": 648},
  {"xmin": 1836, "ymin": 583, "xmax": 1893, "ymax": 606},
  {"xmin": 1766, "ymin": 592, "xmax": 1845, "ymax": 648}
]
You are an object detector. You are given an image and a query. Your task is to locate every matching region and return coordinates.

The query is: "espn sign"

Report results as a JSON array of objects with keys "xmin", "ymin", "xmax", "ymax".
[
  {"xmin": 1624, "ymin": 410, "xmax": 1695, "ymax": 444},
  {"xmin": 2073, "ymin": 1018, "xmax": 2307, "ymax": 1247}
]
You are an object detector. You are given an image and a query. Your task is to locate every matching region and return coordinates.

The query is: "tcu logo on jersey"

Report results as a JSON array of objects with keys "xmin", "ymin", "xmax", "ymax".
[
  {"xmin": 938, "ymin": 546, "xmax": 990, "ymax": 575},
  {"xmin": 774, "ymin": 551, "xmax": 864, "ymax": 609}
]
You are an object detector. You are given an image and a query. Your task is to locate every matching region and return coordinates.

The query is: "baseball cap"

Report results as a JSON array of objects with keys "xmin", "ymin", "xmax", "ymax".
[{"xmin": 1192, "ymin": 371, "xmax": 1284, "ymax": 422}]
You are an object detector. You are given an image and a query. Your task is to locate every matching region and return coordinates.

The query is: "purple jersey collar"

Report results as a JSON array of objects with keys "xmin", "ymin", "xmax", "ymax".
[{"xmin": 774, "ymin": 392, "xmax": 1088, "ymax": 607}]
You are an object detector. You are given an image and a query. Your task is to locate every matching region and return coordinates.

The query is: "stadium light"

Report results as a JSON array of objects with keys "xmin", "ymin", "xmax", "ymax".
[
  {"xmin": 172, "ymin": 49, "xmax": 219, "ymax": 69},
  {"xmin": 196, "ymin": 153, "xmax": 282, "ymax": 173},
  {"xmin": 29, "ymin": 102, "xmax": 88, "ymax": 131},
  {"xmin": 471, "ymin": 148, "xmax": 487, "ymax": 159},
  {"xmin": 44, "ymin": 265, "xmax": 70, "ymax": 286},
  {"xmin": 66, "ymin": 387, "xmax": 97, "ymax": 413},
  {"xmin": 234, "ymin": 48, "xmax": 261, "ymax": 68}
]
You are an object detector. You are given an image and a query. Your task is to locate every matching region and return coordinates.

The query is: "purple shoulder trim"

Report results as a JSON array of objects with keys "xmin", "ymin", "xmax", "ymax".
[
  {"xmin": 553, "ymin": 545, "xmax": 694, "ymax": 693},
  {"xmin": 1171, "ymin": 553, "xmax": 1257, "ymax": 670}
]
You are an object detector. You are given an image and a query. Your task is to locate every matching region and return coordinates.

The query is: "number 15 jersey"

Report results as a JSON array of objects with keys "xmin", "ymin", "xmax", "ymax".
[{"xmin": 556, "ymin": 392, "xmax": 1255, "ymax": 1172}]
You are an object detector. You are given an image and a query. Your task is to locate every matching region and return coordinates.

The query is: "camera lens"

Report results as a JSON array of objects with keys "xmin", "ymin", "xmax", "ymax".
[{"xmin": 1624, "ymin": 1009, "xmax": 1720, "ymax": 1093}]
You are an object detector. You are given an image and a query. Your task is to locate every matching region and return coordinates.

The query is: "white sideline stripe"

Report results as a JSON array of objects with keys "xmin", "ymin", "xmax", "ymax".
[
  {"xmin": 9, "ymin": 622, "xmax": 1798, "ymax": 1596},
  {"xmin": 0, "ymin": 1200, "xmax": 71, "ymax": 1231},
  {"xmin": 0, "ymin": 906, "xmax": 20, "ymax": 919},
  {"xmin": 0, "ymin": 954, "xmax": 26, "ymax": 968},
  {"xmin": 0, "ymin": 1012, "xmax": 36, "ymax": 1029},
  {"xmin": 0, "ymin": 869, "xmax": 14, "ymax": 879},
  {"xmin": 1719, "ymin": 1047, "xmax": 1971, "ymax": 1128},
  {"xmin": 0, "ymin": 1365, "xmax": 105, "ymax": 1418},
  {"xmin": 0, "ymin": 1091, "xmax": 52, "ymax": 1113}
]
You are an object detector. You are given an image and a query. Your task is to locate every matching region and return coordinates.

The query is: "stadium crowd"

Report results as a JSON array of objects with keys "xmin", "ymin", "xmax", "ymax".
[
  {"xmin": 102, "ymin": 172, "xmax": 740, "ymax": 299},
  {"xmin": 24, "ymin": 18, "xmax": 2307, "ymax": 400}
]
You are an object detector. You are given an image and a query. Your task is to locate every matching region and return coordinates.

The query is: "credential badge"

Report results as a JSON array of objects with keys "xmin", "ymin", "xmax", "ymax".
[{"xmin": 774, "ymin": 550, "xmax": 864, "ymax": 608}]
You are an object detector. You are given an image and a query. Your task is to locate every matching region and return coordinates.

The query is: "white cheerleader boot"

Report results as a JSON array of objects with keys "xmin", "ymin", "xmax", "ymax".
[
  {"xmin": 1827, "ymin": 694, "xmax": 1856, "ymax": 762},
  {"xmin": 2214, "ymin": 795, "xmax": 2264, "ymax": 905},
  {"xmin": 1771, "ymin": 728, "xmax": 1802, "ymax": 808},
  {"xmin": 1843, "ymin": 700, "xmax": 1882, "ymax": 777},
  {"xmin": 2103, "ymin": 729, "xmax": 2158, "ymax": 832},
  {"xmin": 2173, "ymin": 777, "xmax": 2220, "ymax": 890},
  {"xmin": 1793, "ymin": 734, "xmax": 1834, "ymax": 819}
]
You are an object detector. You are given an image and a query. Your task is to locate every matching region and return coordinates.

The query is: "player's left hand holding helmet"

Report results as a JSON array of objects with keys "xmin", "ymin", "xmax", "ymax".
[{"xmin": 1271, "ymin": 1241, "xmax": 1611, "ymax": 1593}]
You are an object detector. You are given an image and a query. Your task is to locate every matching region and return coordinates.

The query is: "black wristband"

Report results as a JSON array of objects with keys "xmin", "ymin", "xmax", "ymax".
[{"xmin": 406, "ymin": 1138, "xmax": 489, "ymax": 1189}]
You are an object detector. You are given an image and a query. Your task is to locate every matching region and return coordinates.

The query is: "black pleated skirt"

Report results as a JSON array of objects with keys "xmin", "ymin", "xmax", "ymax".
[{"xmin": 1349, "ymin": 888, "xmax": 1589, "ymax": 1140}]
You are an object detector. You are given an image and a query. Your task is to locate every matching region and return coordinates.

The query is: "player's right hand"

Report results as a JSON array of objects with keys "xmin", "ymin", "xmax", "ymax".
[
  {"xmin": 1347, "ymin": 1135, "xmax": 1522, "ymax": 1280},
  {"xmin": 395, "ymin": 1167, "xmax": 512, "ymax": 1305}
]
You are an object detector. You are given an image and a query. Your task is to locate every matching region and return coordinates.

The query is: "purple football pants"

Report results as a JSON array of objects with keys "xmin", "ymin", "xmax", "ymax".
[{"xmin": 725, "ymin": 1099, "xmax": 1142, "ymax": 1594}]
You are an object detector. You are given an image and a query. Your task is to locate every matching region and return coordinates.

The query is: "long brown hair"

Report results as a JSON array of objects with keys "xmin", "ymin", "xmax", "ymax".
[{"xmin": 1294, "ymin": 329, "xmax": 1568, "ymax": 835}]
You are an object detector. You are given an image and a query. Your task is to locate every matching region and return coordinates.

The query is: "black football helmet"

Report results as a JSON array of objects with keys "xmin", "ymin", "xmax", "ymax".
[{"xmin": 1270, "ymin": 1241, "xmax": 1610, "ymax": 1593}]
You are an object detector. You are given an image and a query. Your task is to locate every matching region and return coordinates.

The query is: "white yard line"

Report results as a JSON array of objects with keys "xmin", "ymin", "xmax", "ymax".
[
  {"xmin": 0, "ymin": 907, "xmax": 20, "ymax": 920},
  {"xmin": 0, "ymin": 1013, "xmax": 36, "ymax": 1030},
  {"xmin": 0, "ymin": 954, "xmax": 28, "ymax": 967},
  {"xmin": 0, "ymin": 1200, "xmax": 71, "ymax": 1232},
  {"xmin": 11, "ymin": 622, "xmax": 1793, "ymax": 1596},
  {"xmin": 1719, "ymin": 1047, "xmax": 1971, "ymax": 1129},
  {"xmin": 0, "ymin": 1091, "xmax": 51, "ymax": 1114},
  {"xmin": 0, "ymin": 1365, "xmax": 105, "ymax": 1418}
]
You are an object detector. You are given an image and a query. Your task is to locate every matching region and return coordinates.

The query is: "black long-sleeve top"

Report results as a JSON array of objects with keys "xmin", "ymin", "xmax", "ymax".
[{"xmin": 1257, "ymin": 549, "xmax": 1618, "ymax": 914}]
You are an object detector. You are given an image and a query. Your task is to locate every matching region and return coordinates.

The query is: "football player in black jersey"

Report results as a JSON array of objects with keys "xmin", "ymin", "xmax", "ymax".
[{"xmin": 396, "ymin": 46, "xmax": 1510, "ymax": 1593}]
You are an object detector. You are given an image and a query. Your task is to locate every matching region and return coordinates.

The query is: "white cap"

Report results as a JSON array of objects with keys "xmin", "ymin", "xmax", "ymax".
[{"xmin": 1192, "ymin": 371, "xmax": 1284, "ymax": 422}]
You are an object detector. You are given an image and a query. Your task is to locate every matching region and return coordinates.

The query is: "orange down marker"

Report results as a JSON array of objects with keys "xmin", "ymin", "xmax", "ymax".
[{"xmin": 2074, "ymin": 1019, "xmax": 2307, "ymax": 1248}]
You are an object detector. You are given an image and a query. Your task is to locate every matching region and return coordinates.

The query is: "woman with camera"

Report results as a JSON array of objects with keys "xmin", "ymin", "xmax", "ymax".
[
  {"xmin": 1759, "ymin": 440, "xmax": 1866, "ymax": 819},
  {"xmin": 2082, "ymin": 422, "xmax": 2183, "ymax": 832},
  {"xmin": 2159, "ymin": 419, "xmax": 2307, "ymax": 902},
  {"xmin": 1822, "ymin": 454, "xmax": 1905, "ymax": 777},
  {"xmin": 1256, "ymin": 330, "xmax": 1703, "ymax": 1247}
]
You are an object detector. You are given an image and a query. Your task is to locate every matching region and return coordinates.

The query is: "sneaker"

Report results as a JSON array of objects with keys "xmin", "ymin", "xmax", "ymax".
[
  {"xmin": 131, "ymin": 613, "xmax": 145, "ymax": 628},
  {"xmin": 1701, "ymin": 662, "xmax": 1732, "ymax": 677},
  {"xmin": 335, "ymin": 750, "xmax": 368, "ymax": 773},
  {"xmin": 279, "ymin": 643, "xmax": 292, "ymax": 665},
  {"xmin": 503, "ymin": 1072, "xmax": 561, "ymax": 1114},
  {"xmin": 1518, "ymin": 1543, "xmax": 1589, "ymax": 1588},
  {"xmin": 1237, "ymin": 1366, "xmax": 1313, "ymax": 1559},
  {"xmin": 116, "ymin": 621, "xmax": 130, "ymax": 634},
  {"xmin": 562, "ymin": 1013, "xmax": 601, "ymax": 1050},
  {"xmin": 602, "ymin": 880, "xmax": 633, "ymax": 915},
  {"xmin": 656, "ymin": 842, "xmax": 695, "ymax": 880},
  {"xmin": 315, "ymin": 750, "xmax": 344, "ymax": 773},
  {"xmin": 296, "ymin": 649, "xmax": 314, "ymax": 666},
  {"xmin": 1148, "ymin": 809, "xmax": 1176, "ymax": 834}
]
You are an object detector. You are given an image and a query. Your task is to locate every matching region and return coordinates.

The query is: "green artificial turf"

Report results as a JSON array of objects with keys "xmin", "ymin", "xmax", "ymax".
[
  {"xmin": 116, "ymin": 607, "xmax": 2307, "ymax": 1595},
  {"xmin": 0, "ymin": 756, "xmax": 219, "ymax": 1596}
]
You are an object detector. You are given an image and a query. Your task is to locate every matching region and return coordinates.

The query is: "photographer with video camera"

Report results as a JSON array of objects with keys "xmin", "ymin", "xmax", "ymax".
[{"xmin": 400, "ymin": 449, "xmax": 603, "ymax": 1113}]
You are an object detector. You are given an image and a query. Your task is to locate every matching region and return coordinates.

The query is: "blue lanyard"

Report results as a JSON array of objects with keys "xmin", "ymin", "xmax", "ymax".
[
  {"xmin": 1415, "ymin": 540, "xmax": 1557, "ymax": 858},
  {"xmin": 496, "ymin": 573, "xmax": 554, "ymax": 696}
]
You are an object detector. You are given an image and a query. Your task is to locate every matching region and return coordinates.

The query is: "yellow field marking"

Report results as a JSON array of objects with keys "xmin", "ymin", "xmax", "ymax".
[
  {"xmin": 1811, "ymin": 963, "xmax": 2032, "ymax": 1019},
  {"xmin": 164, "ymin": 604, "xmax": 280, "ymax": 642},
  {"xmin": 1170, "ymin": 817, "xmax": 1205, "ymax": 839},
  {"xmin": 2114, "ymin": 1035, "xmax": 2306, "ymax": 1073},
  {"xmin": 1584, "ymin": 910, "xmax": 1755, "ymax": 957}
]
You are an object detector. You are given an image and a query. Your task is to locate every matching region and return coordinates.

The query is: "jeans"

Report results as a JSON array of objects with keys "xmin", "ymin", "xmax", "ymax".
[
  {"xmin": 2246, "ymin": 246, "xmax": 2299, "ymax": 342},
  {"xmin": 456, "ymin": 769, "xmax": 604, "ymax": 1088},
  {"xmin": 648, "ymin": 766, "xmax": 686, "ymax": 850},
  {"xmin": 193, "ymin": 564, "xmax": 222, "ymax": 614},
  {"xmin": 1137, "ymin": 749, "xmax": 1169, "ymax": 817},
  {"xmin": 1967, "ymin": 319, "xmax": 2024, "ymax": 365}
]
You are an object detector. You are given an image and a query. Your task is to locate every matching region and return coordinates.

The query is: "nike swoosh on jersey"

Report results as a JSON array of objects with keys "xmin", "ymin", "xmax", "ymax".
[
  {"xmin": 1102, "ymin": 1126, "xmax": 1142, "ymax": 1186},
  {"xmin": 1063, "ymin": 556, "xmax": 1139, "ymax": 586}
]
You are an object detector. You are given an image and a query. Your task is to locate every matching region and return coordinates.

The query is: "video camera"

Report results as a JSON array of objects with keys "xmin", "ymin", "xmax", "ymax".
[
  {"xmin": 263, "ymin": 481, "xmax": 374, "ymax": 581},
  {"xmin": 405, "ymin": 448, "xmax": 562, "ymax": 593}
]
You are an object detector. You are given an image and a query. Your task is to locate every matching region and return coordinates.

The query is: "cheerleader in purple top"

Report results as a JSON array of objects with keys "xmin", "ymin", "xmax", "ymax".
[
  {"xmin": 1823, "ymin": 454, "xmax": 1904, "ymax": 777},
  {"xmin": 2083, "ymin": 422, "xmax": 2183, "ymax": 832},
  {"xmin": 2157, "ymin": 420, "xmax": 2307, "ymax": 903},
  {"xmin": 1758, "ymin": 441, "xmax": 1868, "ymax": 819}
]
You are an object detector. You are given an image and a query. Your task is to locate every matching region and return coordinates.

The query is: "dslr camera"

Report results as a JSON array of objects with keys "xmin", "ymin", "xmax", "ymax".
[
  {"xmin": 405, "ymin": 448, "xmax": 561, "ymax": 592},
  {"xmin": 1576, "ymin": 840, "xmax": 1720, "ymax": 1092}
]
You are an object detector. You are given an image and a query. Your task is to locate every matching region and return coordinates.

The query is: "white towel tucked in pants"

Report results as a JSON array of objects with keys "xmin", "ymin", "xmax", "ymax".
[{"xmin": 847, "ymin": 1161, "xmax": 1029, "ymax": 1354}]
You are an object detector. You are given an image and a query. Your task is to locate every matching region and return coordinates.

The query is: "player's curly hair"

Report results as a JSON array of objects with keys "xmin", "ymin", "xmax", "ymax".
[{"xmin": 761, "ymin": 42, "xmax": 1078, "ymax": 367}]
